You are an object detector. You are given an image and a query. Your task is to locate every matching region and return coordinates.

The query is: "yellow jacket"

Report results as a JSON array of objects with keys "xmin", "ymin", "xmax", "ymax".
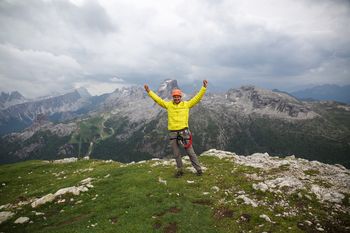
[{"xmin": 148, "ymin": 86, "xmax": 207, "ymax": 130}]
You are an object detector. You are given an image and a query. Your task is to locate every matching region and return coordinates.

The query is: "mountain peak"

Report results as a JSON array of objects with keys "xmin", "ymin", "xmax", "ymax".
[
  {"xmin": 75, "ymin": 87, "xmax": 91, "ymax": 98},
  {"xmin": 157, "ymin": 79, "xmax": 179, "ymax": 99},
  {"xmin": 0, "ymin": 91, "xmax": 27, "ymax": 109},
  {"xmin": 0, "ymin": 91, "xmax": 25, "ymax": 102},
  {"xmin": 223, "ymin": 86, "xmax": 316, "ymax": 119}
]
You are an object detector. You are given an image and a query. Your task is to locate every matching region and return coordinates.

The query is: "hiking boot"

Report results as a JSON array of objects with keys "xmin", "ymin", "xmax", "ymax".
[
  {"xmin": 196, "ymin": 170, "xmax": 203, "ymax": 176},
  {"xmin": 175, "ymin": 170, "xmax": 184, "ymax": 178}
]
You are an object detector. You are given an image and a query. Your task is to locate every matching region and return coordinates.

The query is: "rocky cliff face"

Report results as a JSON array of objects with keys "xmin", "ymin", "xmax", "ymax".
[
  {"xmin": 156, "ymin": 79, "xmax": 179, "ymax": 99},
  {"xmin": 205, "ymin": 149, "xmax": 349, "ymax": 205}
]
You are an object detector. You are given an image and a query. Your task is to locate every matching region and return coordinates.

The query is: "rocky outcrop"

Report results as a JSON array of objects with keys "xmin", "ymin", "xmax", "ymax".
[
  {"xmin": 202, "ymin": 149, "xmax": 350, "ymax": 205},
  {"xmin": 31, "ymin": 177, "xmax": 93, "ymax": 208},
  {"xmin": 31, "ymin": 194, "xmax": 56, "ymax": 208}
]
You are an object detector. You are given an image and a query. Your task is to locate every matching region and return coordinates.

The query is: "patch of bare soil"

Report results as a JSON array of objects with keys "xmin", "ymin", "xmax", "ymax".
[
  {"xmin": 164, "ymin": 222, "xmax": 177, "ymax": 233},
  {"xmin": 213, "ymin": 207, "xmax": 234, "ymax": 219}
]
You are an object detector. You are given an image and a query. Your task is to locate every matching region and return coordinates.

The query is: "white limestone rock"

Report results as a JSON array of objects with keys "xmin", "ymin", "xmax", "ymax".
[
  {"xmin": 0, "ymin": 211, "xmax": 15, "ymax": 224},
  {"xmin": 31, "ymin": 194, "xmax": 55, "ymax": 208},
  {"xmin": 252, "ymin": 182, "xmax": 269, "ymax": 192},
  {"xmin": 265, "ymin": 176, "xmax": 303, "ymax": 191},
  {"xmin": 158, "ymin": 177, "xmax": 167, "ymax": 185},
  {"xmin": 52, "ymin": 157, "xmax": 78, "ymax": 164},
  {"xmin": 55, "ymin": 187, "xmax": 80, "ymax": 196},
  {"xmin": 201, "ymin": 149, "xmax": 237, "ymax": 159},
  {"xmin": 260, "ymin": 214, "xmax": 273, "ymax": 223},
  {"xmin": 323, "ymin": 192, "xmax": 345, "ymax": 204},
  {"xmin": 311, "ymin": 185, "xmax": 345, "ymax": 203},
  {"xmin": 55, "ymin": 185, "xmax": 89, "ymax": 196},
  {"xmin": 80, "ymin": 177, "xmax": 93, "ymax": 184},
  {"xmin": 14, "ymin": 216, "xmax": 30, "ymax": 224},
  {"xmin": 236, "ymin": 195, "xmax": 258, "ymax": 207},
  {"xmin": 32, "ymin": 211, "xmax": 44, "ymax": 216},
  {"xmin": 0, "ymin": 204, "xmax": 12, "ymax": 210}
]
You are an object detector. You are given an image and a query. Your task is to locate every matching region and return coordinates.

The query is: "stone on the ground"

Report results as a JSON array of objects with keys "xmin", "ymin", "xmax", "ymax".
[
  {"xmin": 158, "ymin": 177, "xmax": 167, "ymax": 185},
  {"xmin": 52, "ymin": 157, "xmax": 78, "ymax": 164},
  {"xmin": 31, "ymin": 194, "xmax": 55, "ymax": 208},
  {"xmin": 260, "ymin": 214, "xmax": 273, "ymax": 222},
  {"xmin": 80, "ymin": 177, "xmax": 93, "ymax": 185},
  {"xmin": 236, "ymin": 195, "xmax": 258, "ymax": 207},
  {"xmin": 55, "ymin": 187, "xmax": 81, "ymax": 196},
  {"xmin": 252, "ymin": 182, "xmax": 269, "ymax": 192},
  {"xmin": 14, "ymin": 216, "xmax": 30, "ymax": 224},
  {"xmin": 0, "ymin": 211, "xmax": 15, "ymax": 224}
]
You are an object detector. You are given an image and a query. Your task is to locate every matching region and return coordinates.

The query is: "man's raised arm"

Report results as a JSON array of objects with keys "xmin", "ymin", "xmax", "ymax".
[
  {"xmin": 144, "ymin": 84, "xmax": 167, "ymax": 109},
  {"xmin": 187, "ymin": 80, "xmax": 208, "ymax": 108}
]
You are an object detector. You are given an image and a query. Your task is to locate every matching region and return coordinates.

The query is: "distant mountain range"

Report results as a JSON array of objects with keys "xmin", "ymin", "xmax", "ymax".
[
  {"xmin": 0, "ymin": 80, "xmax": 349, "ymax": 168},
  {"xmin": 290, "ymin": 84, "xmax": 350, "ymax": 104},
  {"xmin": 0, "ymin": 87, "xmax": 102, "ymax": 135}
]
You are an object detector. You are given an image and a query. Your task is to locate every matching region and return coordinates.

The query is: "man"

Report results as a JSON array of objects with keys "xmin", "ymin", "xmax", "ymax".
[{"xmin": 144, "ymin": 80, "xmax": 208, "ymax": 177}]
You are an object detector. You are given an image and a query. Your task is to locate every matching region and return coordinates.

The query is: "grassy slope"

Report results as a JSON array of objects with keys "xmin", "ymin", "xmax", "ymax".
[{"xmin": 1, "ymin": 156, "xmax": 349, "ymax": 233}]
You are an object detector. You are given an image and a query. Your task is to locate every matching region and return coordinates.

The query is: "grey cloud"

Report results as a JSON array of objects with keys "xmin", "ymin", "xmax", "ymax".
[
  {"xmin": 0, "ymin": 0, "xmax": 116, "ymax": 53},
  {"xmin": 0, "ymin": 0, "xmax": 349, "ymax": 97},
  {"xmin": 54, "ymin": 1, "xmax": 116, "ymax": 34},
  {"xmin": 0, "ymin": 0, "xmax": 115, "ymax": 34},
  {"xmin": 0, "ymin": 43, "xmax": 82, "ymax": 78},
  {"xmin": 0, "ymin": 0, "xmax": 118, "ymax": 97}
]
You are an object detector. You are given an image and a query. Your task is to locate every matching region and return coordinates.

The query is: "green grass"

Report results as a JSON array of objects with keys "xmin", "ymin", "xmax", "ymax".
[{"xmin": 0, "ymin": 156, "xmax": 349, "ymax": 232}]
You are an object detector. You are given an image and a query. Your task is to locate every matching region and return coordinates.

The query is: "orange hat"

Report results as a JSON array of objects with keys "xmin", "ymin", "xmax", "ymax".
[{"xmin": 172, "ymin": 89, "xmax": 182, "ymax": 97}]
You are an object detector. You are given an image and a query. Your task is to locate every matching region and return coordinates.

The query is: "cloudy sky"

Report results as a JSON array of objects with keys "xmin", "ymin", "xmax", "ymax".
[{"xmin": 0, "ymin": 0, "xmax": 349, "ymax": 97}]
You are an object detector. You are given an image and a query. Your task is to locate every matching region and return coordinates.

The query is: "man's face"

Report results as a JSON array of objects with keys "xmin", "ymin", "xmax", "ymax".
[{"xmin": 173, "ymin": 95, "xmax": 182, "ymax": 104}]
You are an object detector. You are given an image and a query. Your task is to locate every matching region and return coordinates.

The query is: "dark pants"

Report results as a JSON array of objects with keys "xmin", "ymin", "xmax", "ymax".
[{"xmin": 169, "ymin": 131, "xmax": 202, "ymax": 172}]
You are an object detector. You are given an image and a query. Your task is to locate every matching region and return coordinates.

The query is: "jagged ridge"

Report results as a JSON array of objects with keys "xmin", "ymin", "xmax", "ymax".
[{"xmin": 1, "ymin": 80, "xmax": 349, "ymax": 169}]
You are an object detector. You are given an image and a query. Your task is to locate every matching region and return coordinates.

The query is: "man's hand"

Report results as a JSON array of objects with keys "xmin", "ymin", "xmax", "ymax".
[
  {"xmin": 144, "ymin": 84, "xmax": 150, "ymax": 93},
  {"xmin": 203, "ymin": 80, "xmax": 208, "ymax": 88}
]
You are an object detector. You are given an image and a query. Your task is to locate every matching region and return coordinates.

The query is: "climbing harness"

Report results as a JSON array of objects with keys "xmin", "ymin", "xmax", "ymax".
[{"xmin": 170, "ymin": 128, "xmax": 193, "ymax": 149}]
